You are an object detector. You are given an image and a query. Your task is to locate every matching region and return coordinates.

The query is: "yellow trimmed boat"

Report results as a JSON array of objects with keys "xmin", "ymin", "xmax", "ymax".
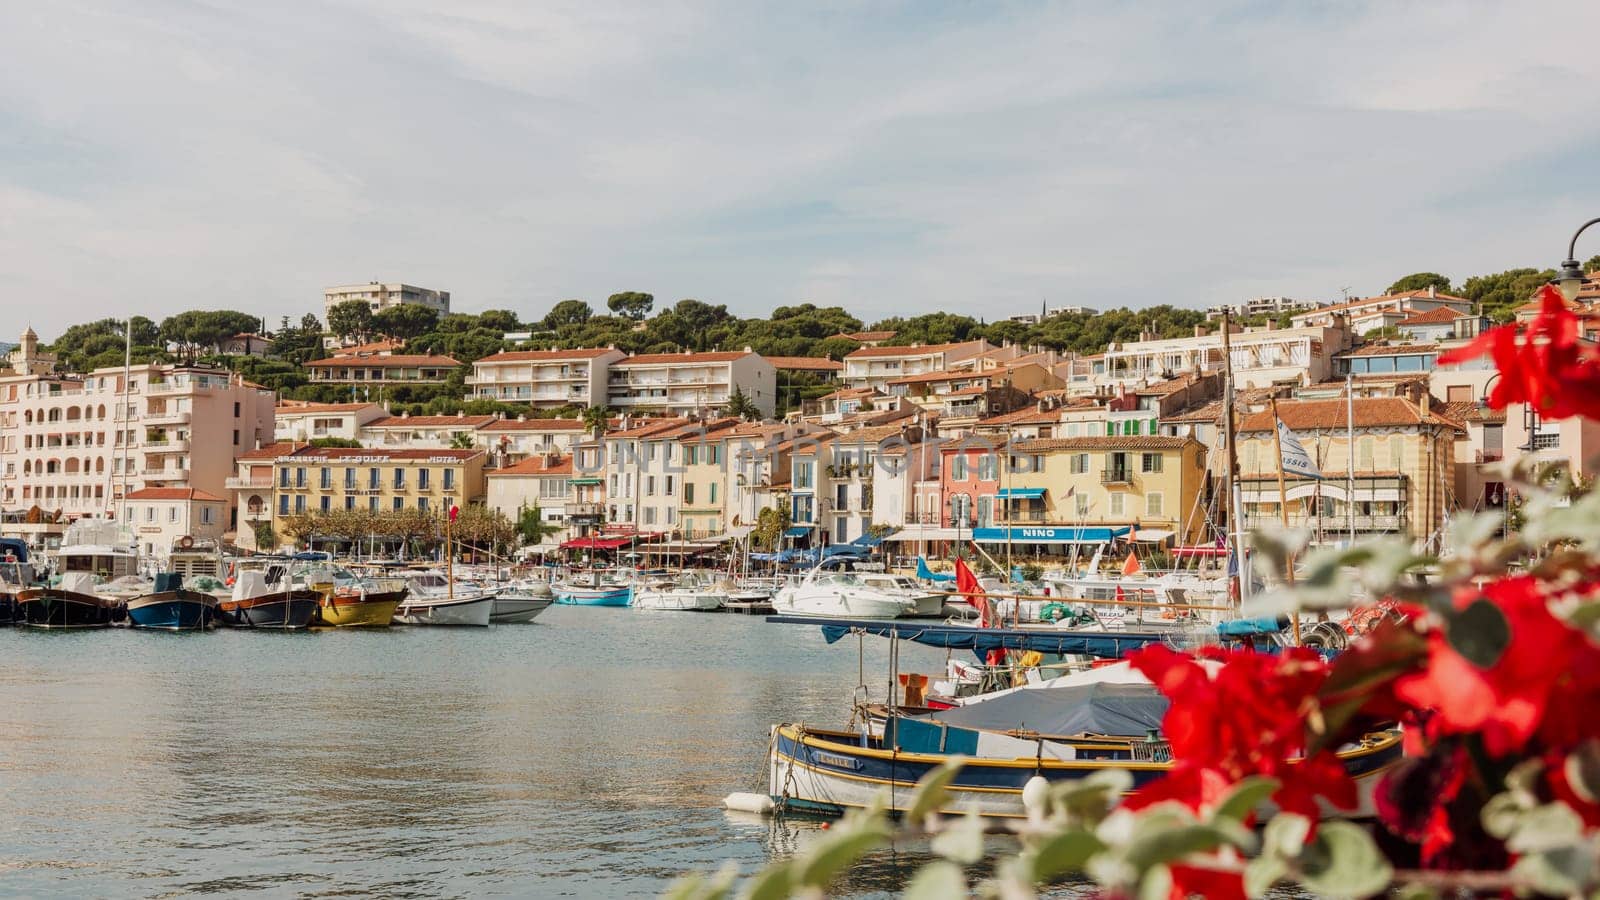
[{"xmin": 312, "ymin": 585, "xmax": 405, "ymax": 627}]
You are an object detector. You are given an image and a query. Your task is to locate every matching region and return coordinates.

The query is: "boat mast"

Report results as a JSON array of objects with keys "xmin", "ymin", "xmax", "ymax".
[
  {"xmin": 1269, "ymin": 396, "xmax": 1301, "ymax": 645},
  {"xmin": 1219, "ymin": 312, "xmax": 1247, "ymax": 607},
  {"xmin": 1346, "ymin": 373, "xmax": 1355, "ymax": 545},
  {"xmin": 117, "ymin": 319, "xmax": 132, "ymax": 536}
]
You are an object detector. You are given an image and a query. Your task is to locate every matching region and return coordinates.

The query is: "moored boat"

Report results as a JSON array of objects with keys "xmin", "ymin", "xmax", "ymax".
[
  {"xmin": 771, "ymin": 569, "xmax": 908, "ymax": 619},
  {"xmin": 490, "ymin": 586, "xmax": 554, "ymax": 623},
  {"xmin": 219, "ymin": 569, "xmax": 318, "ymax": 629},
  {"xmin": 552, "ymin": 573, "xmax": 632, "ymax": 606},
  {"xmin": 17, "ymin": 572, "xmax": 124, "ymax": 629},
  {"xmin": 631, "ymin": 574, "xmax": 725, "ymax": 611},
  {"xmin": 314, "ymin": 588, "xmax": 405, "ymax": 627},
  {"xmin": 127, "ymin": 573, "xmax": 220, "ymax": 630},
  {"xmin": 393, "ymin": 592, "xmax": 495, "ymax": 626}
]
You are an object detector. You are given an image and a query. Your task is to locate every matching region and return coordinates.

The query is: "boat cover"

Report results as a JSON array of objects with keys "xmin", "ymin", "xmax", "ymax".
[
  {"xmin": 1215, "ymin": 616, "xmax": 1287, "ymax": 636},
  {"xmin": 929, "ymin": 682, "xmax": 1168, "ymax": 737},
  {"xmin": 768, "ymin": 615, "xmax": 1179, "ymax": 659}
]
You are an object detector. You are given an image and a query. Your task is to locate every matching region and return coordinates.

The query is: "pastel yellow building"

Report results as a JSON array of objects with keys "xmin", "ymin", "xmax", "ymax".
[
  {"xmin": 270, "ymin": 447, "xmax": 487, "ymax": 527},
  {"xmin": 1003, "ymin": 435, "xmax": 1210, "ymax": 545}
]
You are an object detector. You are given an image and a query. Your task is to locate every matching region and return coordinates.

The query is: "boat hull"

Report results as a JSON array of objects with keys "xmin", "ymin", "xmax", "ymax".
[
  {"xmin": 16, "ymin": 588, "xmax": 122, "ymax": 629},
  {"xmin": 393, "ymin": 593, "xmax": 494, "ymax": 626},
  {"xmin": 632, "ymin": 590, "xmax": 725, "ymax": 611},
  {"xmin": 314, "ymin": 590, "xmax": 404, "ymax": 627},
  {"xmin": 126, "ymin": 590, "xmax": 220, "ymax": 630},
  {"xmin": 767, "ymin": 724, "xmax": 1403, "ymax": 820},
  {"xmin": 219, "ymin": 591, "xmax": 320, "ymax": 629},
  {"xmin": 553, "ymin": 585, "xmax": 632, "ymax": 606},
  {"xmin": 490, "ymin": 595, "xmax": 554, "ymax": 623},
  {"xmin": 771, "ymin": 590, "xmax": 906, "ymax": 619}
]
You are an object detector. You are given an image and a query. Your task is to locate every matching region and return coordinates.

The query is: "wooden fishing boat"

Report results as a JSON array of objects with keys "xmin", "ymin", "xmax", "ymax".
[
  {"xmin": 219, "ymin": 569, "xmax": 318, "ymax": 629},
  {"xmin": 16, "ymin": 572, "xmax": 123, "ymax": 629},
  {"xmin": 314, "ymin": 588, "xmax": 405, "ymax": 627},
  {"xmin": 127, "ymin": 574, "xmax": 220, "ymax": 630}
]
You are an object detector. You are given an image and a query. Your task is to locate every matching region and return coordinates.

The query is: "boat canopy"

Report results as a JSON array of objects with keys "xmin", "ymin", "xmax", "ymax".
[
  {"xmin": 769, "ymin": 615, "xmax": 1177, "ymax": 659},
  {"xmin": 929, "ymin": 682, "xmax": 1168, "ymax": 738}
]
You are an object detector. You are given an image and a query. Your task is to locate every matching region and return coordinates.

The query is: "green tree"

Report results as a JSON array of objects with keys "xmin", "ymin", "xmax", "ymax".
[
  {"xmin": 543, "ymin": 299, "xmax": 594, "ymax": 330},
  {"xmin": 309, "ymin": 437, "xmax": 363, "ymax": 448},
  {"xmin": 371, "ymin": 303, "xmax": 439, "ymax": 341},
  {"xmin": 449, "ymin": 431, "xmax": 476, "ymax": 450},
  {"xmin": 723, "ymin": 386, "xmax": 760, "ymax": 421},
  {"xmin": 516, "ymin": 505, "xmax": 562, "ymax": 546},
  {"xmin": 327, "ymin": 300, "xmax": 374, "ymax": 342},
  {"xmin": 1385, "ymin": 272, "xmax": 1454, "ymax": 294},
  {"xmin": 581, "ymin": 405, "xmax": 610, "ymax": 439},
  {"xmin": 751, "ymin": 505, "xmax": 791, "ymax": 550},
  {"xmin": 1461, "ymin": 267, "xmax": 1557, "ymax": 323},
  {"xmin": 1585, "ymin": 254, "xmax": 1600, "ymax": 274},
  {"xmin": 159, "ymin": 309, "xmax": 261, "ymax": 359},
  {"xmin": 606, "ymin": 291, "xmax": 654, "ymax": 320}
]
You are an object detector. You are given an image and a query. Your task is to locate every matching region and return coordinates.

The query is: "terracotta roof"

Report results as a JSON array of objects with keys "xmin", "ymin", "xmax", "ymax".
[
  {"xmin": 276, "ymin": 401, "xmax": 377, "ymax": 413},
  {"xmin": 236, "ymin": 441, "xmax": 301, "ymax": 460},
  {"xmin": 1135, "ymin": 373, "xmax": 1207, "ymax": 396},
  {"xmin": 1161, "ymin": 400, "xmax": 1225, "ymax": 424},
  {"xmin": 331, "ymin": 339, "xmax": 406, "ymax": 356},
  {"xmin": 306, "ymin": 354, "xmax": 461, "ymax": 368},
  {"xmin": 607, "ymin": 418, "xmax": 692, "ymax": 438},
  {"xmin": 1293, "ymin": 291, "xmax": 1472, "ymax": 319},
  {"xmin": 1398, "ymin": 306, "xmax": 1469, "ymax": 326},
  {"xmin": 1013, "ymin": 436, "xmax": 1195, "ymax": 452},
  {"xmin": 286, "ymin": 447, "xmax": 483, "ymax": 461},
  {"xmin": 126, "ymin": 487, "xmax": 225, "ymax": 502},
  {"xmin": 834, "ymin": 424, "xmax": 915, "ymax": 444},
  {"xmin": 474, "ymin": 348, "xmax": 619, "ymax": 363},
  {"xmin": 1236, "ymin": 398, "xmax": 1459, "ymax": 432},
  {"xmin": 887, "ymin": 369, "xmax": 993, "ymax": 386},
  {"xmin": 489, "ymin": 455, "xmax": 574, "ymax": 477},
  {"xmin": 764, "ymin": 356, "xmax": 843, "ymax": 372},
  {"xmin": 364, "ymin": 415, "xmax": 496, "ymax": 428},
  {"xmin": 1336, "ymin": 343, "xmax": 1440, "ymax": 358},
  {"xmin": 479, "ymin": 418, "xmax": 588, "ymax": 432},
  {"xmin": 943, "ymin": 385, "xmax": 987, "ymax": 397},
  {"xmin": 977, "ymin": 406, "xmax": 1065, "ymax": 427},
  {"xmin": 614, "ymin": 351, "xmax": 754, "ymax": 365},
  {"xmin": 818, "ymin": 387, "xmax": 880, "ymax": 402},
  {"xmin": 672, "ymin": 418, "xmax": 742, "ymax": 441},
  {"xmin": 844, "ymin": 340, "xmax": 984, "ymax": 359}
]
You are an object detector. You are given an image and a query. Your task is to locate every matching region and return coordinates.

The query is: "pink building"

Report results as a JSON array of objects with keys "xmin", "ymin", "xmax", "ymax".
[{"xmin": 940, "ymin": 438, "xmax": 1004, "ymax": 530}]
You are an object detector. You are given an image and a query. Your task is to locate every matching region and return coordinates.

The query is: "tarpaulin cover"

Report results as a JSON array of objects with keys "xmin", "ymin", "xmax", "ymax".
[
  {"xmin": 769, "ymin": 615, "xmax": 1176, "ymax": 659},
  {"xmin": 930, "ymin": 682, "xmax": 1168, "ymax": 737}
]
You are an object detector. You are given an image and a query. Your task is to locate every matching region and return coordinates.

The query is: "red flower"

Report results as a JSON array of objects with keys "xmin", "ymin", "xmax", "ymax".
[
  {"xmin": 1166, "ymin": 862, "xmax": 1247, "ymax": 900},
  {"xmin": 1127, "ymin": 645, "xmax": 1356, "ymax": 820},
  {"xmin": 1436, "ymin": 284, "xmax": 1600, "ymax": 421},
  {"xmin": 1394, "ymin": 574, "xmax": 1600, "ymax": 756}
]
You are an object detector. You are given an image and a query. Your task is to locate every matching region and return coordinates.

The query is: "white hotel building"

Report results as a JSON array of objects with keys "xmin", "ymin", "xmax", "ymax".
[
  {"xmin": 466, "ymin": 348, "xmax": 626, "ymax": 409},
  {"xmin": 606, "ymin": 351, "xmax": 776, "ymax": 418}
]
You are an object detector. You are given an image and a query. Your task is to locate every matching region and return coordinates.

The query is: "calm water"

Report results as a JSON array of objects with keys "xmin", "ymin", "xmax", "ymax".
[{"xmin": 0, "ymin": 607, "xmax": 979, "ymax": 897}]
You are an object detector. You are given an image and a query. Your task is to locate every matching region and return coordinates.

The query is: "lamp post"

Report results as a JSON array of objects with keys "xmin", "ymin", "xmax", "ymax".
[{"xmin": 1556, "ymin": 217, "xmax": 1600, "ymax": 301}]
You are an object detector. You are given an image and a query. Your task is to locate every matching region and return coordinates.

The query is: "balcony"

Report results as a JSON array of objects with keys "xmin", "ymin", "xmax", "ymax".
[
  {"xmin": 1277, "ymin": 513, "xmax": 1408, "ymax": 533},
  {"xmin": 143, "ymin": 439, "xmax": 188, "ymax": 454},
  {"xmin": 1100, "ymin": 469, "xmax": 1133, "ymax": 485},
  {"xmin": 146, "ymin": 380, "xmax": 196, "ymax": 394},
  {"xmin": 143, "ymin": 469, "xmax": 189, "ymax": 484},
  {"xmin": 143, "ymin": 410, "xmax": 190, "ymax": 427},
  {"xmin": 1475, "ymin": 449, "xmax": 1504, "ymax": 463},
  {"xmin": 568, "ymin": 502, "xmax": 603, "ymax": 519},
  {"xmin": 996, "ymin": 508, "xmax": 1049, "ymax": 524},
  {"xmin": 225, "ymin": 475, "xmax": 273, "ymax": 490}
]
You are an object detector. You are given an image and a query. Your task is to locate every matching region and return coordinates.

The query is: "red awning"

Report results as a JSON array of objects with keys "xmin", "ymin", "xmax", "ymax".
[
  {"xmin": 1171, "ymin": 545, "xmax": 1229, "ymax": 558},
  {"xmin": 560, "ymin": 536, "xmax": 635, "ymax": 550}
]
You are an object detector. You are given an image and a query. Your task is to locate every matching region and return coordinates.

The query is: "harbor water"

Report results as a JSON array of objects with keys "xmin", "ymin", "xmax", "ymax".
[{"xmin": 0, "ymin": 606, "xmax": 985, "ymax": 897}]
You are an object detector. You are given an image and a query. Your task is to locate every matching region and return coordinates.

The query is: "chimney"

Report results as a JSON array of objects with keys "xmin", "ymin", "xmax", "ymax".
[
  {"xmin": 1193, "ymin": 325, "xmax": 1206, "ymax": 338},
  {"xmin": 1421, "ymin": 393, "xmax": 1431, "ymax": 415},
  {"xmin": 1428, "ymin": 285, "xmax": 1437, "ymax": 299}
]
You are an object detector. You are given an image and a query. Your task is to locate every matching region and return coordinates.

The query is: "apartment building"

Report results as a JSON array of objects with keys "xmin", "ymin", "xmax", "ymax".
[
  {"xmin": 0, "ymin": 332, "xmax": 275, "ymax": 539},
  {"xmin": 270, "ymin": 447, "xmax": 486, "ymax": 524},
  {"xmin": 999, "ymin": 436, "xmax": 1211, "ymax": 547},
  {"xmin": 606, "ymin": 351, "xmax": 776, "ymax": 418},
  {"xmin": 486, "ymin": 454, "xmax": 603, "ymax": 542},
  {"xmin": 226, "ymin": 441, "xmax": 298, "ymax": 551},
  {"xmin": 722, "ymin": 424, "xmax": 811, "ymax": 532},
  {"xmin": 1289, "ymin": 288, "xmax": 1473, "ymax": 332},
  {"xmin": 885, "ymin": 365, "xmax": 1047, "ymax": 427},
  {"xmin": 602, "ymin": 418, "xmax": 690, "ymax": 529},
  {"xmin": 1067, "ymin": 323, "xmax": 1352, "ymax": 392},
  {"xmin": 305, "ymin": 353, "xmax": 460, "ymax": 386},
  {"xmin": 358, "ymin": 413, "xmax": 495, "ymax": 450},
  {"xmin": 1207, "ymin": 296, "xmax": 1325, "ymax": 319},
  {"xmin": 476, "ymin": 417, "xmax": 591, "ymax": 466},
  {"xmin": 273, "ymin": 401, "xmax": 385, "ymax": 442},
  {"xmin": 323, "ymin": 282, "xmax": 449, "ymax": 321},
  {"xmin": 124, "ymin": 487, "xmax": 228, "ymax": 559},
  {"xmin": 840, "ymin": 340, "xmax": 991, "ymax": 391},
  {"xmin": 1233, "ymin": 397, "xmax": 1460, "ymax": 545},
  {"xmin": 466, "ymin": 347, "xmax": 626, "ymax": 408},
  {"xmin": 630, "ymin": 418, "xmax": 739, "ymax": 533}
]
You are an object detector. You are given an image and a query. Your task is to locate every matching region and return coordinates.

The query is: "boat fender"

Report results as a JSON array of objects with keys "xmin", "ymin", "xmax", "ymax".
[
  {"xmin": 1039, "ymin": 602, "xmax": 1071, "ymax": 623},
  {"xmin": 723, "ymin": 792, "xmax": 775, "ymax": 815}
]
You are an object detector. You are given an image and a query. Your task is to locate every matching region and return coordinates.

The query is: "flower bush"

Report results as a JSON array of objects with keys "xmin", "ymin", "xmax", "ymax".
[{"xmin": 668, "ymin": 288, "xmax": 1600, "ymax": 899}]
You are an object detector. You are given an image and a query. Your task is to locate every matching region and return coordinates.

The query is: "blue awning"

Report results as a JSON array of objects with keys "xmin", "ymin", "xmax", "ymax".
[
  {"xmin": 970, "ymin": 526, "xmax": 1130, "ymax": 544},
  {"xmin": 783, "ymin": 526, "xmax": 812, "ymax": 538},
  {"xmin": 995, "ymin": 487, "xmax": 1046, "ymax": 500}
]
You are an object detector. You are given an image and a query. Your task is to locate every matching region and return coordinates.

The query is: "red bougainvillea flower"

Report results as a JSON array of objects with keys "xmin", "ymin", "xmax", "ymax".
[
  {"xmin": 1127, "ymin": 645, "xmax": 1356, "ymax": 820},
  {"xmin": 1394, "ymin": 574, "xmax": 1600, "ymax": 756},
  {"xmin": 1436, "ymin": 284, "xmax": 1600, "ymax": 420},
  {"xmin": 1374, "ymin": 746, "xmax": 1469, "ymax": 864},
  {"xmin": 1166, "ymin": 862, "xmax": 1247, "ymax": 900}
]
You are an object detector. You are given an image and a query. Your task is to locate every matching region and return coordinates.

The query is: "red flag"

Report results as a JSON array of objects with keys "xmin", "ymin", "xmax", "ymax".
[
  {"xmin": 954, "ymin": 558, "xmax": 992, "ymax": 627},
  {"xmin": 449, "ymin": 505, "xmax": 460, "ymax": 522},
  {"xmin": 1121, "ymin": 551, "xmax": 1140, "ymax": 577},
  {"xmin": 1115, "ymin": 584, "xmax": 1126, "ymax": 605}
]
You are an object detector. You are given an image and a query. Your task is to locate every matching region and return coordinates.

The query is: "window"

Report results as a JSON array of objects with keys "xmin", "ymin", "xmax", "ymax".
[
  {"xmin": 643, "ymin": 507, "xmax": 656, "ymax": 525},
  {"xmin": 684, "ymin": 483, "xmax": 695, "ymax": 504},
  {"xmin": 1388, "ymin": 436, "xmax": 1403, "ymax": 468},
  {"xmin": 1446, "ymin": 385, "xmax": 1472, "ymax": 403},
  {"xmin": 369, "ymin": 467, "xmax": 381, "ymax": 490},
  {"xmin": 1141, "ymin": 453, "xmax": 1163, "ymax": 473},
  {"xmin": 145, "ymin": 506, "xmax": 155, "ymax": 522},
  {"xmin": 345, "ymin": 496, "xmax": 355, "ymax": 511},
  {"xmin": 709, "ymin": 483, "xmax": 717, "ymax": 504},
  {"xmin": 369, "ymin": 497, "xmax": 379, "ymax": 512},
  {"xmin": 233, "ymin": 429, "xmax": 240, "ymax": 446},
  {"xmin": 710, "ymin": 445, "xmax": 721, "ymax": 465},
  {"xmin": 418, "ymin": 469, "xmax": 430, "ymax": 490},
  {"xmin": 295, "ymin": 467, "xmax": 306, "ymax": 488},
  {"xmin": 835, "ymin": 484, "xmax": 848, "ymax": 509},
  {"xmin": 278, "ymin": 495, "xmax": 289, "ymax": 515},
  {"xmin": 1123, "ymin": 420, "xmax": 1139, "ymax": 436},
  {"xmin": 233, "ymin": 401, "xmax": 241, "ymax": 417},
  {"xmin": 168, "ymin": 506, "xmax": 177, "ymax": 522},
  {"xmin": 794, "ymin": 462, "xmax": 814, "ymax": 489},
  {"xmin": 320, "ymin": 496, "xmax": 330, "ymax": 513},
  {"xmin": 976, "ymin": 495, "xmax": 992, "ymax": 527},
  {"xmin": 394, "ymin": 497, "xmax": 404, "ymax": 511},
  {"xmin": 443, "ymin": 470, "xmax": 454, "ymax": 491},
  {"xmin": 685, "ymin": 445, "xmax": 698, "ymax": 465},
  {"xmin": 1070, "ymin": 453, "xmax": 1089, "ymax": 474},
  {"xmin": 977, "ymin": 453, "xmax": 998, "ymax": 481},
  {"xmin": 1108, "ymin": 493, "xmax": 1125, "ymax": 516},
  {"xmin": 951, "ymin": 455, "xmax": 967, "ymax": 480},
  {"xmin": 1245, "ymin": 441, "xmax": 1259, "ymax": 474},
  {"xmin": 645, "ymin": 476, "xmax": 656, "ymax": 496},
  {"xmin": 345, "ymin": 468, "xmax": 357, "ymax": 489},
  {"xmin": 393, "ymin": 468, "xmax": 405, "ymax": 489},
  {"xmin": 418, "ymin": 497, "xmax": 429, "ymax": 512},
  {"xmin": 834, "ymin": 516, "xmax": 848, "ymax": 541},
  {"xmin": 792, "ymin": 495, "xmax": 814, "ymax": 523},
  {"xmin": 1146, "ymin": 493, "xmax": 1164, "ymax": 517},
  {"xmin": 279, "ymin": 468, "xmax": 290, "ymax": 488},
  {"xmin": 1359, "ymin": 437, "xmax": 1375, "ymax": 469},
  {"xmin": 294, "ymin": 495, "xmax": 306, "ymax": 514},
  {"xmin": 320, "ymin": 467, "xmax": 331, "ymax": 490},
  {"xmin": 665, "ymin": 475, "xmax": 675, "ymax": 495}
]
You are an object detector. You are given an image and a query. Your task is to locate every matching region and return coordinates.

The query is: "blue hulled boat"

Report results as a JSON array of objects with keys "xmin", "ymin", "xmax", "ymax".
[
  {"xmin": 127, "ymin": 573, "xmax": 220, "ymax": 631},
  {"xmin": 552, "ymin": 574, "xmax": 632, "ymax": 606}
]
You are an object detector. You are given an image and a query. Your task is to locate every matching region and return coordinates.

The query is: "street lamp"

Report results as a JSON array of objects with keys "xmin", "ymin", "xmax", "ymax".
[{"xmin": 1556, "ymin": 217, "xmax": 1600, "ymax": 301}]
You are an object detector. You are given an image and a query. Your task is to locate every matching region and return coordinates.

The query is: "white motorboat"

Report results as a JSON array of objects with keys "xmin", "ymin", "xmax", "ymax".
[
  {"xmin": 632, "ymin": 574, "xmax": 725, "ymax": 611},
  {"xmin": 853, "ymin": 572, "xmax": 944, "ymax": 617},
  {"xmin": 491, "ymin": 582, "xmax": 555, "ymax": 623},
  {"xmin": 771, "ymin": 570, "xmax": 908, "ymax": 619},
  {"xmin": 396, "ymin": 572, "xmax": 494, "ymax": 626}
]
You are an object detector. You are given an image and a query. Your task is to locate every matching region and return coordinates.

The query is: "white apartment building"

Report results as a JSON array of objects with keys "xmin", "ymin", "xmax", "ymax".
[
  {"xmin": 1289, "ymin": 288, "xmax": 1473, "ymax": 331},
  {"xmin": 124, "ymin": 487, "xmax": 228, "ymax": 559},
  {"xmin": 840, "ymin": 340, "xmax": 991, "ymax": 391},
  {"xmin": 357, "ymin": 413, "xmax": 496, "ymax": 450},
  {"xmin": 323, "ymin": 282, "xmax": 449, "ymax": 322},
  {"xmin": 606, "ymin": 351, "xmax": 776, "ymax": 418},
  {"xmin": 486, "ymin": 454, "xmax": 602, "ymax": 543},
  {"xmin": 476, "ymin": 417, "xmax": 591, "ymax": 466},
  {"xmin": 601, "ymin": 418, "xmax": 688, "ymax": 529},
  {"xmin": 273, "ymin": 401, "xmax": 386, "ymax": 442},
  {"xmin": 1207, "ymin": 296, "xmax": 1325, "ymax": 319},
  {"xmin": 0, "ymin": 330, "xmax": 275, "ymax": 541},
  {"xmin": 1065, "ymin": 323, "xmax": 1352, "ymax": 393},
  {"xmin": 467, "ymin": 347, "xmax": 625, "ymax": 408}
]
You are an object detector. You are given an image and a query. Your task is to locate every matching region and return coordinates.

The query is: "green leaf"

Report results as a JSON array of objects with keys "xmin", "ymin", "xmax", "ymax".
[
  {"xmin": 1505, "ymin": 802, "xmax": 1584, "ymax": 853},
  {"xmin": 1211, "ymin": 777, "xmax": 1281, "ymax": 824},
  {"xmin": 663, "ymin": 865, "xmax": 737, "ymax": 900},
  {"xmin": 1480, "ymin": 792, "xmax": 1527, "ymax": 840},
  {"xmin": 902, "ymin": 861, "xmax": 967, "ymax": 900},
  {"xmin": 793, "ymin": 823, "xmax": 890, "ymax": 890},
  {"xmin": 1297, "ymin": 821, "xmax": 1393, "ymax": 898},
  {"xmin": 1563, "ymin": 740, "xmax": 1600, "ymax": 803},
  {"xmin": 1243, "ymin": 855, "xmax": 1288, "ymax": 898},
  {"xmin": 1509, "ymin": 846, "xmax": 1592, "ymax": 897},
  {"xmin": 930, "ymin": 811, "xmax": 985, "ymax": 865},
  {"xmin": 906, "ymin": 755, "xmax": 968, "ymax": 822},
  {"xmin": 741, "ymin": 861, "xmax": 795, "ymax": 900},
  {"xmin": 1124, "ymin": 824, "xmax": 1235, "ymax": 871},
  {"xmin": 1136, "ymin": 864, "xmax": 1173, "ymax": 900},
  {"xmin": 1027, "ymin": 830, "xmax": 1105, "ymax": 882},
  {"xmin": 1445, "ymin": 598, "xmax": 1510, "ymax": 668},
  {"xmin": 1261, "ymin": 812, "xmax": 1311, "ymax": 859}
]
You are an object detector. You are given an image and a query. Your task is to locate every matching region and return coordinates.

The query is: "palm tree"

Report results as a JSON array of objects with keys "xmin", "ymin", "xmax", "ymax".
[{"xmin": 581, "ymin": 405, "xmax": 610, "ymax": 440}]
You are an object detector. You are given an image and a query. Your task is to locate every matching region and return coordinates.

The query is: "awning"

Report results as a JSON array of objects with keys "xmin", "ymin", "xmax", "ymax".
[
  {"xmin": 970, "ymin": 526, "xmax": 1131, "ymax": 544},
  {"xmin": 1131, "ymin": 528, "xmax": 1174, "ymax": 542},
  {"xmin": 885, "ymin": 526, "xmax": 962, "ymax": 542},
  {"xmin": 559, "ymin": 536, "xmax": 634, "ymax": 550},
  {"xmin": 699, "ymin": 525, "xmax": 755, "ymax": 543},
  {"xmin": 996, "ymin": 487, "xmax": 1046, "ymax": 500},
  {"xmin": 783, "ymin": 526, "xmax": 812, "ymax": 538},
  {"xmin": 568, "ymin": 477, "xmax": 603, "ymax": 486}
]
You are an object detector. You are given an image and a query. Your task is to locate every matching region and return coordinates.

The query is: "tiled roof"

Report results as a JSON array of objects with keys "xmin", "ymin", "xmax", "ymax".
[
  {"xmin": 276, "ymin": 401, "xmax": 377, "ymax": 413},
  {"xmin": 287, "ymin": 447, "xmax": 483, "ymax": 461},
  {"xmin": 364, "ymin": 415, "xmax": 496, "ymax": 428},
  {"xmin": 489, "ymin": 455, "xmax": 574, "ymax": 476},
  {"xmin": 479, "ymin": 418, "xmax": 588, "ymax": 432},
  {"xmin": 126, "ymin": 487, "xmax": 225, "ymax": 502},
  {"xmin": 672, "ymin": 418, "xmax": 742, "ymax": 441},
  {"xmin": 763, "ymin": 356, "xmax": 843, "ymax": 371},
  {"xmin": 607, "ymin": 418, "xmax": 692, "ymax": 438},
  {"xmin": 474, "ymin": 348, "xmax": 619, "ymax": 363},
  {"xmin": 236, "ymin": 441, "xmax": 301, "ymax": 460},
  {"xmin": 615, "ymin": 351, "xmax": 753, "ymax": 365},
  {"xmin": 1398, "ymin": 306, "xmax": 1469, "ymax": 326},
  {"xmin": 331, "ymin": 339, "xmax": 406, "ymax": 356},
  {"xmin": 844, "ymin": 340, "xmax": 985, "ymax": 359},
  {"xmin": 977, "ymin": 406, "xmax": 1065, "ymax": 427},
  {"xmin": 306, "ymin": 354, "xmax": 461, "ymax": 368},
  {"xmin": 1014, "ymin": 436, "xmax": 1195, "ymax": 451},
  {"xmin": 1236, "ymin": 398, "xmax": 1459, "ymax": 432},
  {"xmin": 1135, "ymin": 372, "xmax": 1207, "ymax": 396},
  {"xmin": 818, "ymin": 386, "xmax": 881, "ymax": 402},
  {"xmin": 887, "ymin": 369, "xmax": 992, "ymax": 386},
  {"xmin": 943, "ymin": 385, "xmax": 987, "ymax": 397},
  {"xmin": 835, "ymin": 424, "xmax": 915, "ymax": 444}
]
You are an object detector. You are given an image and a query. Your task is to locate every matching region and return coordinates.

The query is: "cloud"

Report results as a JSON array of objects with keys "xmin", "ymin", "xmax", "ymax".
[{"xmin": 3, "ymin": 0, "xmax": 1600, "ymax": 338}]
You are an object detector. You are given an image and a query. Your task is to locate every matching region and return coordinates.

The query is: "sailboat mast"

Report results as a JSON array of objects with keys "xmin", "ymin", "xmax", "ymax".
[
  {"xmin": 117, "ymin": 319, "xmax": 132, "ymax": 530},
  {"xmin": 1219, "ymin": 312, "xmax": 1247, "ymax": 606},
  {"xmin": 1346, "ymin": 373, "xmax": 1356, "ymax": 545}
]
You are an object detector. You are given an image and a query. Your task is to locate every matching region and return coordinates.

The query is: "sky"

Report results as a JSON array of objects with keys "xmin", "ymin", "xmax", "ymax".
[{"xmin": 5, "ymin": 1, "xmax": 1600, "ymax": 339}]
